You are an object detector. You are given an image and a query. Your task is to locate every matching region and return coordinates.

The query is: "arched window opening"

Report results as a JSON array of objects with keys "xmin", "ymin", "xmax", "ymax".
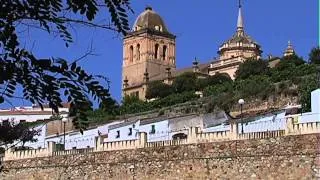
[
  {"xmin": 136, "ymin": 44, "xmax": 140, "ymax": 61},
  {"xmin": 155, "ymin": 44, "xmax": 159, "ymax": 59},
  {"xmin": 162, "ymin": 45, "xmax": 167, "ymax": 61},
  {"xmin": 129, "ymin": 46, "xmax": 133, "ymax": 62}
]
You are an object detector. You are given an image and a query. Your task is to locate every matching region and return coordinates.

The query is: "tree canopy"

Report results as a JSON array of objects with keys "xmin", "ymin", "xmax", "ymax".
[
  {"xmin": 0, "ymin": 0, "xmax": 133, "ymax": 131},
  {"xmin": 0, "ymin": 122, "xmax": 40, "ymax": 148},
  {"xmin": 145, "ymin": 80, "xmax": 173, "ymax": 99},
  {"xmin": 309, "ymin": 47, "xmax": 320, "ymax": 64},
  {"xmin": 235, "ymin": 58, "xmax": 269, "ymax": 80},
  {"xmin": 172, "ymin": 72, "xmax": 197, "ymax": 93}
]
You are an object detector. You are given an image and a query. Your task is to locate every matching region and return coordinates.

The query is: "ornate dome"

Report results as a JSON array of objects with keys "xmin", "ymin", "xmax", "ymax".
[
  {"xmin": 132, "ymin": 6, "xmax": 169, "ymax": 33},
  {"xmin": 218, "ymin": 4, "xmax": 262, "ymax": 55}
]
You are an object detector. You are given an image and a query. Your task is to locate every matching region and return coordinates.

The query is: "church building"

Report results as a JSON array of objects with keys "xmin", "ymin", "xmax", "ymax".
[{"xmin": 122, "ymin": 3, "xmax": 294, "ymax": 100}]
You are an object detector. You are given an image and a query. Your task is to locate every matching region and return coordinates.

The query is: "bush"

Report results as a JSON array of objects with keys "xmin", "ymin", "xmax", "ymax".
[
  {"xmin": 235, "ymin": 58, "xmax": 270, "ymax": 80},
  {"xmin": 203, "ymin": 81, "xmax": 233, "ymax": 97},
  {"xmin": 146, "ymin": 80, "xmax": 173, "ymax": 99},
  {"xmin": 298, "ymin": 74, "xmax": 318, "ymax": 112},
  {"xmin": 309, "ymin": 47, "xmax": 320, "ymax": 64},
  {"xmin": 172, "ymin": 72, "xmax": 197, "ymax": 93},
  {"xmin": 197, "ymin": 73, "xmax": 232, "ymax": 90},
  {"xmin": 235, "ymin": 75, "xmax": 273, "ymax": 99}
]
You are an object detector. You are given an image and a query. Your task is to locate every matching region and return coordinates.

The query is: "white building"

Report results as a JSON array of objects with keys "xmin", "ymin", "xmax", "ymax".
[
  {"xmin": 0, "ymin": 104, "xmax": 69, "ymax": 123},
  {"xmin": 107, "ymin": 120, "xmax": 140, "ymax": 142}
]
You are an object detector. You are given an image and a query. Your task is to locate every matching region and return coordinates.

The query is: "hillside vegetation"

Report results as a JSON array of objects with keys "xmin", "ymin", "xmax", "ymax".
[{"xmin": 87, "ymin": 48, "xmax": 319, "ymax": 125}]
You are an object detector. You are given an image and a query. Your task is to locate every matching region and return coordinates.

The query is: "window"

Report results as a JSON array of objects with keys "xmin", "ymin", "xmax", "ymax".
[
  {"xmin": 129, "ymin": 45, "xmax": 133, "ymax": 62},
  {"xmin": 150, "ymin": 125, "xmax": 155, "ymax": 134},
  {"xmin": 162, "ymin": 45, "xmax": 167, "ymax": 60},
  {"xmin": 155, "ymin": 44, "xmax": 159, "ymax": 59},
  {"xmin": 116, "ymin": 130, "xmax": 120, "ymax": 138},
  {"xmin": 136, "ymin": 44, "xmax": 140, "ymax": 61},
  {"xmin": 128, "ymin": 128, "xmax": 133, "ymax": 136}
]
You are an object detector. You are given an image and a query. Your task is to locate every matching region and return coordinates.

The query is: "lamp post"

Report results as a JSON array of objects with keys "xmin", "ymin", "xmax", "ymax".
[
  {"xmin": 62, "ymin": 117, "xmax": 68, "ymax": 150},
  {"xmin": 238, "ymin": 99, "xmax": 245, "ymax": 134}
]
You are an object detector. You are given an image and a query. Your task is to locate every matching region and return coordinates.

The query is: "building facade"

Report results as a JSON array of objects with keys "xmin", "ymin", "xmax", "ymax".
[
  {"xmin": 208, "ymin": 3, "xmax": 262, "ymax": 78},
  {"xmin": 121, "ymin": 3, "xmax": 266, "ymax": 100},
  {"xmin": 122, "ymin": 6, "xmax": 176, "ymax": 99}
]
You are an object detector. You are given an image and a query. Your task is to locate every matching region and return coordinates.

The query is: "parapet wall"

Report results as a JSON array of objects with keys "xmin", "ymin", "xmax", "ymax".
[
  {"xmin": 1, "ymin": 133, "xmax": 320, "ymax": 179},
  {"xmin": 3, "ymin": 116, "xmax": 320, "ymax": 161}
]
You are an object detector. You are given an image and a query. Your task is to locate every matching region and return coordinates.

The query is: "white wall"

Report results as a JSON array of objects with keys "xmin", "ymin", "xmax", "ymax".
[
  {"xmin": 140, "ymin": 120, "xmax": 170, "ymax": 142},
  {"xmin": 0, "ymin": 106, "xmax": 69, "ymax": 123},
  {"xmin": 65, "ymin": 129, "xmax": 97, "ymax": 150},
  {"xmin": 107, "ymin": 121, "xmax": 140, "ymax": 142},
  {"xmin": 311, "ymin": 89, "xmax": 320, "ymax": 114}
]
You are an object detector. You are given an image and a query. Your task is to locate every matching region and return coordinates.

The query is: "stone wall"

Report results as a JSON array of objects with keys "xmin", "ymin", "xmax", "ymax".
[{"xmin": 1, "ymin": 134, "xmax": 320, "ymax": 180}]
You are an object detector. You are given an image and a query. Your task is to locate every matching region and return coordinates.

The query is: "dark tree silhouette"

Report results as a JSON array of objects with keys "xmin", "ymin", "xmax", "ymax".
[
  {"xmin": 309, "ymin": 47, "xmax": 320, "ymax": 64},
  {"xmin": 0, "ymin": 0, "xmax": 133, "ymax": 132}
]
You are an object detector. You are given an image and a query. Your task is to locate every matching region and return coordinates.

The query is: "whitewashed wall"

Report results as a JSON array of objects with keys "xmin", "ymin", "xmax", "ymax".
[
  {"xmin": 140, "ymin": 120, "xmax": 170, "ymax": 142},
  {"xmin": 107, "ymin": 121, "xmax": 140, "ymax": 142}
]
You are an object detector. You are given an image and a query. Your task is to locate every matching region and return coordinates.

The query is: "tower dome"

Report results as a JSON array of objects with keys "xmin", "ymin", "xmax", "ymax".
[
  {"xmin": 132, "ymin": 6, "xmax": 169, "ymax": 33},
  {"xmin": 218, "ymin": 2, "xmax": 262, "ymax": 57}
]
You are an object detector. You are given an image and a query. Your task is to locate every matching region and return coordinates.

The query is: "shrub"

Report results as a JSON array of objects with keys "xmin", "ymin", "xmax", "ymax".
[
  {"xmin": 146, "ymin": 80, "xmax": 173, "ymax": 99},
  {"xmin": 235, "ymin": 58, "xmax": 270, "ymax": 80}
]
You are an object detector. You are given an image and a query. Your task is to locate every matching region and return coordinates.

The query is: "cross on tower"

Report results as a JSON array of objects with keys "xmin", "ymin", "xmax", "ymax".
[{"xmin": 239, "ymin": 0, "xmax": 242, "ymax": 8}]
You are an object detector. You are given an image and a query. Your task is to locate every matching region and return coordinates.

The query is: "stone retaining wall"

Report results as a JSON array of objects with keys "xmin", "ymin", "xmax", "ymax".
[{"xmin": 1, "ymin": 133, "xmax": 320, "ymax": 179}]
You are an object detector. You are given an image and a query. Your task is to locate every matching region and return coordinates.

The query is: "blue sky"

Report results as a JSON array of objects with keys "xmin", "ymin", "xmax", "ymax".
[{"xmin": 1, "ymin": 0, "xmax": 318, "ymax": 108}]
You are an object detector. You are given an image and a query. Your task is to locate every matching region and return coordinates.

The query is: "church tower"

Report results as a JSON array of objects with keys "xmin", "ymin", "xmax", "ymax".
[
  {"xmin": 209, "ymin": 1, "xmax": 262, "ymax": 79},
  {"xmin": 122, "ymin": 6, "xmax": 176, "ymax": 100}
]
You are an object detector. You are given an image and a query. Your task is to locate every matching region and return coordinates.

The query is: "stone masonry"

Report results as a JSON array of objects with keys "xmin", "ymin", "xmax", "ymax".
[{"xmin": 1, "ymin": 133, "xmax": 320, "ymax": 180}]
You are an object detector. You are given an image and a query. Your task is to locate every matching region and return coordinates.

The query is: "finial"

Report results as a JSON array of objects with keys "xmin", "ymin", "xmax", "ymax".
[
  {"xmin": 145, "ymin": 6, "xmax": 152, "ymax": 11},
  {"xmin": 237, "ymin": 0, "xmax": 244, "ymax": 33},
  {"xmin": 193, "ymin": 57, "xmax": 199, "ymax": 65}
]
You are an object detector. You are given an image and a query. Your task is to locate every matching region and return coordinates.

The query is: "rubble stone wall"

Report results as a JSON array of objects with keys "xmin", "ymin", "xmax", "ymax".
[{"xmin": 1, "ymin": 134, "xmax": 320, "ymax": 180}]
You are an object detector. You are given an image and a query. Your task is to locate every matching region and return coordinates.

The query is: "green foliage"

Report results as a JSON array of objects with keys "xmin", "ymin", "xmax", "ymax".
[
  {"xmin": 146, "ymin": 81, "xmax": 173, "ymax": 99},
  {"xmin": 119, "ymin": 95, "xmax": 150, "ymax": 114},
  {"xmin": 203, "ymin": 81, "xmax": 233, "ymax": 97},
  {"xmin": 0, "ymin": 122, "xmax": 40, "ymax": 146},
  {"xmin": 275, "ymin": 54, "xmax": 305, "ymax": 70},
  {"xmin": 118, "ymin": 91, "xmax": 199, "ymax": 115},
  {"xmin": 197, "ymin": 73, "xmax": 232, "ymax": 90},
  {"xmin": 172, "ymin": 72, "xmax": 197, "ymax": 93},
  {"xmin": 298, "ymin": 74, "xmax": 318, "ymax": 112},
  {"xmin": 150, "ymin": 91, "xmax": 199, "ymax": 108},
  {"xmin": 235, "ymin": 58, "xmax": 270, "ymax": 80},
  {"xmin": 309, "ymin": 47, "xmax": 320, "ymax": 64},
  {"xmin": 235, "ymin": 75, "xmax": 273, "ymax": 99},
  {"xmin": 99, "ymin": 97, "xmax": 119, "ymax": 116},
  {"xmin": 0, "ymin": 0, "xmax": 133, "ymax": 132},
  {"xmin": 271, "ymin": 62, "xmax": 316, "ymax": 82}
]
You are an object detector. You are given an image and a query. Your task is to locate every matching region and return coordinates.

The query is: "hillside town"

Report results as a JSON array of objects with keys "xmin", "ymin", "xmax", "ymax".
[{"xmin": 0, "ymin": 1, "xmax": 319, "ymax": 179}]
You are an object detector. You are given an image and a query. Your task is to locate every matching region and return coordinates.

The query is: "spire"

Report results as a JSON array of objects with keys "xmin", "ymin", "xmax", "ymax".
[
  {"xmin": 284, "ymin": 40, "xmax": 295, "ymax": 57},
  {"xmin": 237, "ymin": 0, "xmax": 244, "ymax": 34}
]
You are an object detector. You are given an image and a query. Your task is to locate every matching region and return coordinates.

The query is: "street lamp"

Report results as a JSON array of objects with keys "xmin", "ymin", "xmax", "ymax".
[
  {"xmin": 62, "ymin": 117, "xmax": 68, "ymax": 150},
  {"xmin": 238, "ymin": 99, "xmax": 245, "ymax": 134}
]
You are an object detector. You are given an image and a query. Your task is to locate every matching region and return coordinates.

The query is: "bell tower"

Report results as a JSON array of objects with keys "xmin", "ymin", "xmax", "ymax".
[{"xmin": 122, "ymin": 6, "xmax": 176, "ymax": 99}]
